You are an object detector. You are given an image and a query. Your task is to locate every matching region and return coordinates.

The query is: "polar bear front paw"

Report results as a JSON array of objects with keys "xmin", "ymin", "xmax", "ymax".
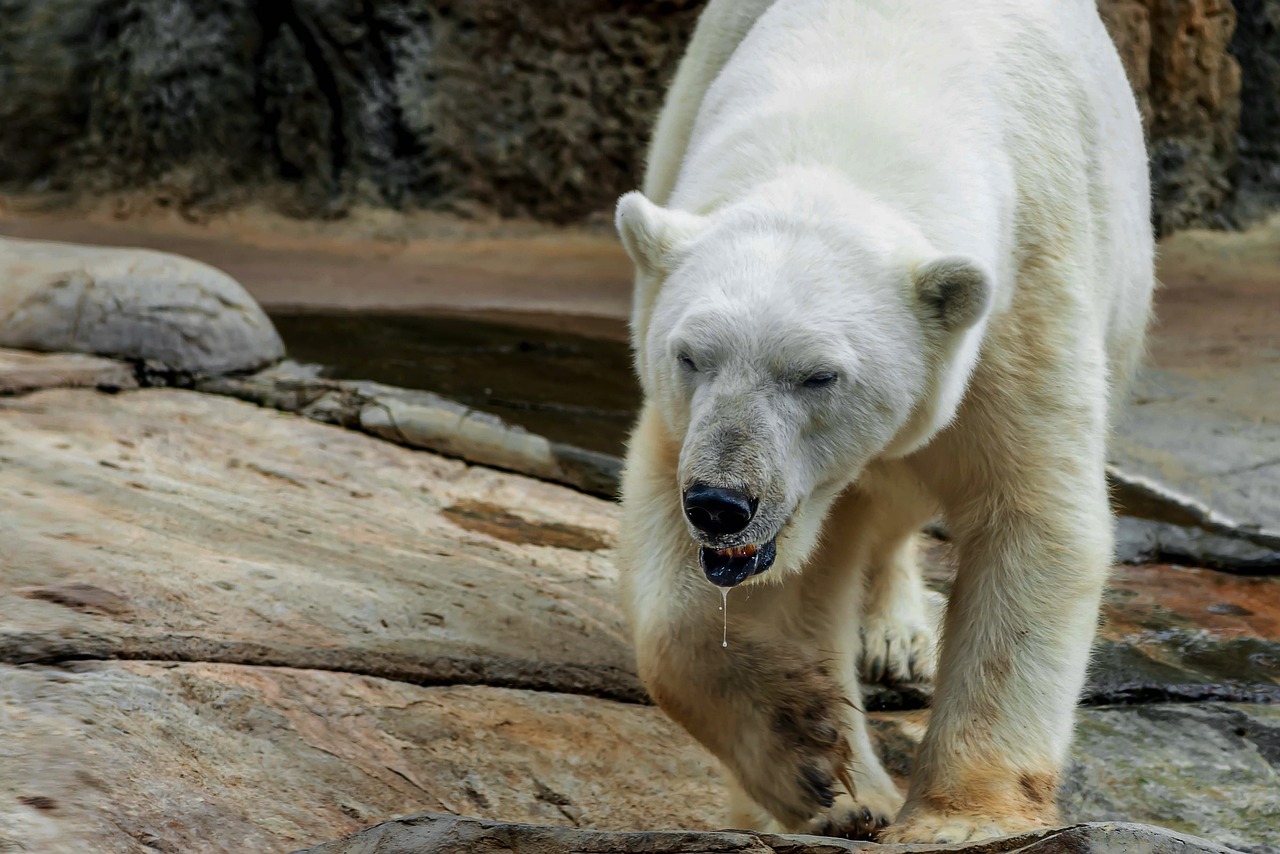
[
  {"xmin": 859, "ymin": 591, "xmax": 940, "ymax": 684},
  {"xmin": 807, "ymin": 784, "xmax": 903, "ymax": 840},
  {"xmin": 727, "ymin": 665, "xmax": 861, "ymax": 829},
  {"xmin": 877, "ymin": 809, "xmax": 1046, "ymax": 844}
]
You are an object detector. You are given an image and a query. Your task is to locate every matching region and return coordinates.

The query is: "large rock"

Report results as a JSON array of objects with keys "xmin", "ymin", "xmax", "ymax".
[
  {"xmin": 0, "ymin": 0, "xmax": 1274, "ymax": 231},
  {"xmin": 200, "ymin": 363, "xmax": 624, "ymax": 498},
  {"xmin": 0, "ymin": 237, "xmax": 284, "ymax": 374},
  {"xmin": 1062, "ymin": 704, "xmax": 1280, "ymax": 850},
  {"xmin": 864, "ymin": 704, "xmax": 1280, "ymax": 853}
]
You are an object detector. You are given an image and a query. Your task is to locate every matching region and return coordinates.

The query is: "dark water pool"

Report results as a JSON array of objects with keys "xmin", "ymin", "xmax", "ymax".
[{"xmin": 270, "ymin": 312, "xmax": 641, "ymax": 457}]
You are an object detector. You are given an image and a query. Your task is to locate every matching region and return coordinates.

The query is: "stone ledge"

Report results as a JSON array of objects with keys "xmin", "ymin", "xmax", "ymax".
[{"xmin": 293, "ymin": 814, "xmax": 1245, "ymax": 854}]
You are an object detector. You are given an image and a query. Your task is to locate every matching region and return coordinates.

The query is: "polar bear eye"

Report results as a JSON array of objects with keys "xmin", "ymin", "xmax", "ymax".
[
  {"xmin": 678, "ymin": 354, "xmax": 699, "ymax": 373},
  {"xmin": 802, "ymin": 371, "xmax": 838, "ymax": 388}
]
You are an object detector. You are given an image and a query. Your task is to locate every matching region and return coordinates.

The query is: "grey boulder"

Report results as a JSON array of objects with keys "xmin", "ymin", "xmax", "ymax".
[{"xmin": 0, "ymin": 236, "xmax": 283, "ymax": 374}]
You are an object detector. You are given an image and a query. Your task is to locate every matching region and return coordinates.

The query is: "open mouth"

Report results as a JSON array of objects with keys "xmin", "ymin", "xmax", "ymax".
[{"xmin": 699, "ymin": 538, "xmax": 778, "ymax": 587}]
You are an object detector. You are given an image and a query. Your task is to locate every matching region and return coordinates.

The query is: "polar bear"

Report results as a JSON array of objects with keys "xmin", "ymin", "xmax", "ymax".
[{"xmin": 614, "ymin": 0, "xmax": 1153, "ymax": 844}]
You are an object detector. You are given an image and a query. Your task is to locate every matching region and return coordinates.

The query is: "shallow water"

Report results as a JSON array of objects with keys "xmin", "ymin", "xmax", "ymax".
[{"xmin": 270, "ymin": 312, "xmax": 640, "ymax": 457}]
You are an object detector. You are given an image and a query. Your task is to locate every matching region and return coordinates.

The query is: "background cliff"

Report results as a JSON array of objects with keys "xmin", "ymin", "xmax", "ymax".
[{"xmin": 1, "ymin": 0, "xmax": 1277, "ymax": 236}]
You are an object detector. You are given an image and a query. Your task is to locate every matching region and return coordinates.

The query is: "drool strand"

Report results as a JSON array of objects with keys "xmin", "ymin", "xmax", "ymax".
[{"xmin": 720, "ymin": 586, "xmax": 729, "ymax": 648}]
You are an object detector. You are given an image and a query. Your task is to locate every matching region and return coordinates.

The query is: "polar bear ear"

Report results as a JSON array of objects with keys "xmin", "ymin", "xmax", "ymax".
[
  {"xmin": 913, "ymin": 256, "xmax": 992, "ymax": 334},
  {"xmin": 615, "ymin": 191, "xmax": 707, "ymax": 275}
]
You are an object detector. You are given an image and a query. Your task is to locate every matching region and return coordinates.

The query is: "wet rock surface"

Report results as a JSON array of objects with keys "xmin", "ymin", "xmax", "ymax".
[
  {"xmin": 1091, "ymin": 562, "xmax": 1280, "ymax": 705},
  {"xmin": 267, "ymin": 312, "xmax": 638, "ymax": 458},
  {"xmin": 0, "ymin": 236, "xmax": 284, "ymax": 373},
  {"xmin": 0, "ymin": 358, "xmax": 1277, "ymax": 853},
  {"xmin": 1, "ymin": 1, "xmax": 1277, "ymax": 230}
]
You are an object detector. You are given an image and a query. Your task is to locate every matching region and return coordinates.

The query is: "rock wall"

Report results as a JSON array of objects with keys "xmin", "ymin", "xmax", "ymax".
[
  {"xmin": 1230, "ymin": 0, "xmax": 1280, "ymax": 222},
  {"xmin": 0, "ymin": 0, "xmax": 1275, "ymax": 234}
]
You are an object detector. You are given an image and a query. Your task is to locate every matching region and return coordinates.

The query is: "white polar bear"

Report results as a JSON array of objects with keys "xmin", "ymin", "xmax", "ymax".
[{"xmin": 614, "ymin": 0, "xmax": 1153, "ymax": 844}]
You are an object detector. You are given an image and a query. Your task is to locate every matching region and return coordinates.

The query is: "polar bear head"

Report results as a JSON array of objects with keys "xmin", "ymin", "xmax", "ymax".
[{"xmin": 616, "ymin": 190, "xmax": 991, "ymax": 587}]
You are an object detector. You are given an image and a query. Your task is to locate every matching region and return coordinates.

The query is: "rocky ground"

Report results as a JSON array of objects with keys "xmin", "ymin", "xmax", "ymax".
[
  {"xmin": 0, "ymin": 224, "xmax": 1276, "ymax": 853},
  {"xmin": 0, "ymin": 353, "xmax": 1277, "ymax": 853}
]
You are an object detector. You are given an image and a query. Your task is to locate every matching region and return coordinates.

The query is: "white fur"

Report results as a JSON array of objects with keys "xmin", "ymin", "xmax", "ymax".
[{"xmin": 617, "ymin": 0, "xmax": 1153, "ymax": 843}]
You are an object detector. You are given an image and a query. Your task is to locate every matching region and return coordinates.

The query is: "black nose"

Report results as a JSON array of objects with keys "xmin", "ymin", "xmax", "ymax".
[{"xmin": 683, "ymin": 483, "xmax": 756, "ymax": 536}]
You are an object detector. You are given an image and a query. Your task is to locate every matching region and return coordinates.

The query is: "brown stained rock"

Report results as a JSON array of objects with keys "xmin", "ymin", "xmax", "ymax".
[
  {"xmin": 1090, "ymin": 563, "xmax": 1280, "ymax": 704},
  {"xmin": 1105, "ymin": 563, "xmax": 1280, "ymax": 640},
  {"xmin": 0, "ymin": 388, "xmax": 642, "ymax": 702},
  {"xmin": 0, "ymin": 348, "xmax": 136, "ymax": 396},
  {"xmin": 0, "ymin": 237, "xmax": 284, "ymax": 374},
  {"xmin": 441, "ymin": 501, "xmax": 611, "ymax": 552},
  {"xmin": 0, "ymin": 662, "xmax": 725, "ymax": 854},
  {"xmin": 16, "ymin": 582, "xmax": 132, "ymax": 617},
  {"xmin": 919, "ymin": 541, "xmax": 1280, "ymax": 705}
]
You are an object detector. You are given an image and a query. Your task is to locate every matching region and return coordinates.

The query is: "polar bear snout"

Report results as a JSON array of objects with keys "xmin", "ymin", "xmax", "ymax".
[
  {"xmin": 698, "ymin": 537, "xmax": 778, "ymax": 588},
  {"xmin": 683, "ymin": 483, "xmax": 757, "ymax": 536},
  {"xmin": 682, "ymin": 483, "xmax": 783, "ymax": 587}
]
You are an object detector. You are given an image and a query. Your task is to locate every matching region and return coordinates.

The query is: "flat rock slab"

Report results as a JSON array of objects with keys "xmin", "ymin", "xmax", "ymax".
[
  {"xmin": 0, "ymin": 347, "xmax": 135, "ymax": 395},
  {"xmin": 296, "ymin": 814, "xmax": 1243, "ymax": 854},
  {"xmin": 0, "ymin": 662, "xmax": 724, "ymax": 853},
  {"xmin": 2, "ymin": 386, "xmax": 1274, "ymax": 709},
  {"xmin": 0, "ymin": 236, "xmax": 284, "ymax": 374},
  {"xmin": 0, "ymin": 387, "xmax": 642, "ymax": 702},
  {"xmin": 1111, "ymin": 220, "xmax": 1280, "ymax": 547}
]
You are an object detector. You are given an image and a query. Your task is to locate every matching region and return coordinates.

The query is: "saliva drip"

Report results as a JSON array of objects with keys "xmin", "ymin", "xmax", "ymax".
[{"xmin": 720, "ymin": 586, "xmax": 729, "ymax": 648}]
